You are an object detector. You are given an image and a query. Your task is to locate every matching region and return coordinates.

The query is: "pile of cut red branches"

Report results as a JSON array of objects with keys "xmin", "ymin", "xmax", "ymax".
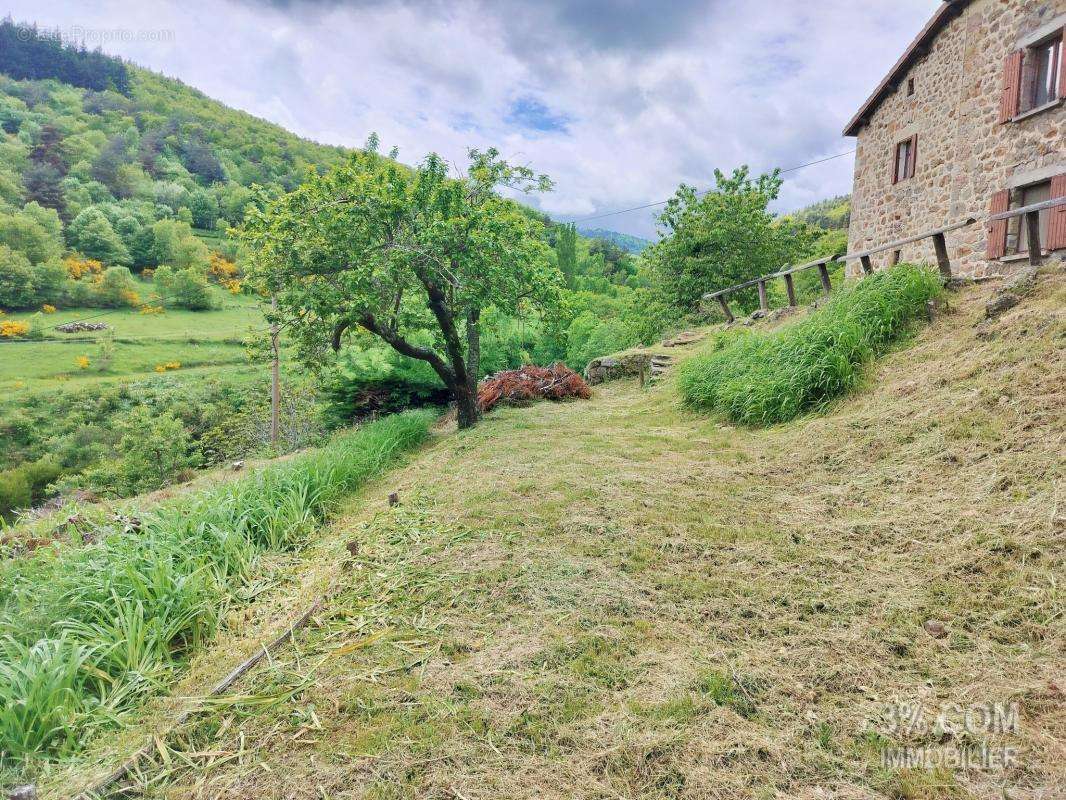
[{"xmin": 477, "ymin": 363, "xmax": 591, "ymax": 413}]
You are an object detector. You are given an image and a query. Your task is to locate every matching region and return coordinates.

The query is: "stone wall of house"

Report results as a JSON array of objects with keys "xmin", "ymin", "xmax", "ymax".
[{"xmin": 848, "ymin": 0, "xmax": 1065, "ymax": 278}]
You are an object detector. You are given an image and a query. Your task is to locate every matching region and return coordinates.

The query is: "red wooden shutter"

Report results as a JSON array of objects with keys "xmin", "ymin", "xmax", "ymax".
[
  {"xmin": 999, "ymin": 51, "xmax": 1023, "ymax": 123},
  {"xmin": 1048, "ymin": 173, "xmax": 1066, "ymax": 251},
  {"xmin": 987, "ymin": 190, "xmax": 1010, "ymax": 259},
  {"xmin": 907, "ymin": 134, "xmax": 918, "ymax": 179}
]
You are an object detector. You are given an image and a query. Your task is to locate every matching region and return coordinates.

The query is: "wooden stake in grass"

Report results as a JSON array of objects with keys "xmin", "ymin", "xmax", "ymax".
[
  {"xmin": 73, "ymin": 601, "xmax": 322, "ymax": 800},
  {"xmin": 270, "ymin": 294, "xmax": 281, "ymax": 448}
]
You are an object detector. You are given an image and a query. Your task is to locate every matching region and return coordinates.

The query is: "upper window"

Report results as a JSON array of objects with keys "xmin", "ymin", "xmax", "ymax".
[
  {"xmin": 893, "ymin": 135, "xmax": 917, "ymax": 184},
  {"xmin": 1000, "ymin": 29, "xmax": 1064, "ymax": 122},
  {"xmin": 1025, "ymin": 34, "xmax": 1062, "ymax": 111}
]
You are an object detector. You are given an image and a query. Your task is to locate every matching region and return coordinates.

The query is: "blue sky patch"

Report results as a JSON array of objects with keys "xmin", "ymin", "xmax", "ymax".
[{"xmin": 505, "ymin": 96, "xmax": 571, "ymax": 134}]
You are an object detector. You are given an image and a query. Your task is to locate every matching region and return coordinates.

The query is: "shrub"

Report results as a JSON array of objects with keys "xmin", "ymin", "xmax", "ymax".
[
  {"xmin": 92, "ymin": 266, "xmax": 140, "ymax": 308},
  {"xmin": 677, "ymin": 264, "xmax": 943, "ymax": 425},
  {"xmin": 167, "ymin": 267, "xmax": 215, "ymax": 310},
  {"xmin": 323, "ymin": 346, "xmax": 447, "ymax": 427},
  {"xmin": 0, "ymin": 320, "xmax": 29, "ymax": 338},
  {"xmin": 0, "ymin": 410, "xmax": 433, "ymax": 764},
  {"xmin": 0, "ymin": 457, "xmax": 62, "ymax": 518}
]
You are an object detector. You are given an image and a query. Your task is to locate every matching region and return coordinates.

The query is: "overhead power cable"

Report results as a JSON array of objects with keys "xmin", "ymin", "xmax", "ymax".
[{"xmin": 566, "ymin": 149, "xmax": 856, "ymax": 224}]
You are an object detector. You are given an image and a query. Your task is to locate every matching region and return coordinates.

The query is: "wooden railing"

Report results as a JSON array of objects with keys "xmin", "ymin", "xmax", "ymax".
[{"xmin": 704, "ymin": 196, "xmax": 1065, "ymax": 323}]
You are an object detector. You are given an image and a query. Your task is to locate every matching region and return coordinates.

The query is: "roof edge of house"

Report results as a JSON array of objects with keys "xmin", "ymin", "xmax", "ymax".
[{"xmin": 843, "ymin": 0, "xmax": 973, "ymax": 137}]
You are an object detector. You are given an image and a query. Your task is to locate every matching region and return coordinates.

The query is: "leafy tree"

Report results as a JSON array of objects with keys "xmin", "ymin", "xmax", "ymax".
[
  {"xmin": 218, "ymin": 183, "xmax": 253, "ymax": 226},
  {"xmin": 0, "ymin": 209, "xmax": 62, "ymax": 264},
  {"xmin": 108, "ymin": 408, "xmax": 197, "ymax": 495},
  {"xmin": 181, "ymin": 134, "xmax": 226, "ymax": 183},
  {"xmin": 129, "ymin": 224, "xmax": 157, "ymax": 268},
  {"xmin": 241, "ymin": 144, "xmax": 561, "ymax": 428},
  {"xmin": 22, "ymin": 162, "xmax": 64, "ymax": 211},
  {"xmin": 647, "ymin": 166, "xmax": 791, "ymax": 312},
  {"xmin": 20, "ymin": 201, "xmax": 63, "ymax": 241},
  {"xmin": 29, "ymin": 259, "xmax": 69, "ymax": 305},
  {"xmin": 68, "ymin": 207, "xmax": 130, "ymax": 264},
  {"xmin": 0, "ymin": 245, "xmax": 35, "ymax": 308},
  {"xmin": 150, "ymin": 219, "xmax": 210, "ymax": 270},
  {"xmin": 188, "ymin": 187, "xmax": 219, "ymax": 229},
  {"xmin": 91, "ymin": 135, "xmax": 132, "ymax": 196},
  {"xmin": 555, "ymin": 222, "xmax": 578, "ymax": 280},
  {"xmin": 152, "ymin": 181, "xmax": 189, "ymax": 212}
]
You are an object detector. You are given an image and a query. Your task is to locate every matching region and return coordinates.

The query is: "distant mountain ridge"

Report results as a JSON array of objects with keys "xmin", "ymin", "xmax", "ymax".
[{"xmin": 576, "ymin": 227, "xmax": 652, "ymax": 253}]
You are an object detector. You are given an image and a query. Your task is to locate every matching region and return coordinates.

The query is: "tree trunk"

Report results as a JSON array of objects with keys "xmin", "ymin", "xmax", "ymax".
[
  {"xmin": 464, "ymin": 307, "xmax": 482, "ymax": 425},
  {"xmin": 454, "ymin": 380, "xmax": 479, "ymax": 430}
]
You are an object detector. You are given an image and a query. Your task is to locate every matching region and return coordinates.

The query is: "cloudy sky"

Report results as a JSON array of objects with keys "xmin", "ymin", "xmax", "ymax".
[{"xmin": 10, "ymin": 0, "xmax": 940, "ymax": 238}]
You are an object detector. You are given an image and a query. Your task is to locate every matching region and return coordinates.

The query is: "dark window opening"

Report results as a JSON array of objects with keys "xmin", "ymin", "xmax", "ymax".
[
  {"xmin": 1006, "ymin": 181, "xmax": 1052, "ymax": 255},
  {"xmin": 907, "ymin": 78, "xmax": 915, "ymax": 96},
  {"xmin": 1022, "ymin": 34, "xmax": 1062, "ymax": 112},
  {"xmin": 893, "ymin": 138, "xmax": 915, "ymax": 183}
]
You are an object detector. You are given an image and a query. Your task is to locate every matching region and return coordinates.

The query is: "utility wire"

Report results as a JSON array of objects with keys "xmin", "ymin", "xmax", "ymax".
[{"xmin": 566, "ymin": 149, "xmax": 856, "ymax": 224}]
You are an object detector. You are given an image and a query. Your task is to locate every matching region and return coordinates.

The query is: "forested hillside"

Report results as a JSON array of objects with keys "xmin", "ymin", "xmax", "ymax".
[{"xmin": 576, "ymin": 227, "xmax": 652, "ymax": 253}]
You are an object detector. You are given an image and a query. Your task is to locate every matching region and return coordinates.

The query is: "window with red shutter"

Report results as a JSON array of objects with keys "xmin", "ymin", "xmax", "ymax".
[
  {"xmin": 1048, "ymin": 174, "xmax": 1066, "ymax": 251},
  {"xmin": 1023, "ymin": 34, "xmax": 1062, "ymax": 111},
  {"xmin": 999, "ymin": 51, "xmax": 1024, "ymax": 123},
  {"xmin": 987, "ymin": 190, "xmax": 1010, "ymax": 259}
]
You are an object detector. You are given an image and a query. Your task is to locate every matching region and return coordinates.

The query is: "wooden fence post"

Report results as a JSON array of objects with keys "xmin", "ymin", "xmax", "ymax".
[
  {"xmin": 1025, "ymin": 210, "xmax": 1042, "ymax": 267},
  {"xmin": 757, "ymin": 280, "xmax": 768, "ymax": 312},
  {"xmin": 817, "ymin": 263, "xmax": 832, "ymax": 296},
  {"xmin": 931, "ymin": 232, "xmax": 952, "ymax": 278},
  {"xmin": 860, "ymin": 255, "xmax": 874, "ymax": 275},
  {"xmin": 783, "ymin": 273, "xmax": 797, "ymax": 307},
  {"xmin": 716, "ymin": 294, "xmax": 734, "ymax": 323}
]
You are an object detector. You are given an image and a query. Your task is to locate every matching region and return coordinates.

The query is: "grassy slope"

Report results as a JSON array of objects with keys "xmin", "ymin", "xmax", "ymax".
[
  {"xmin": 42, "ymin": 273, "xmax": 1064, "ymax": 799},
  {"xmin": 0, "ymin": 283, "xmax": 266, "ymax": 396}
]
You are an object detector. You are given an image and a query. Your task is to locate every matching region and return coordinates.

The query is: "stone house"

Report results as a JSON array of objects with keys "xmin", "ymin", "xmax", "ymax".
[{"xmin": 844, "ymin": 0, "xmax": 1065, "ymax": 278}]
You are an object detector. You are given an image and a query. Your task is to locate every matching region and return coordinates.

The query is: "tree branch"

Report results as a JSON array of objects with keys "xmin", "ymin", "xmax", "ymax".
[{"xmin": 358, "ymin": 313, "xmax": 454, "ymax": 385}]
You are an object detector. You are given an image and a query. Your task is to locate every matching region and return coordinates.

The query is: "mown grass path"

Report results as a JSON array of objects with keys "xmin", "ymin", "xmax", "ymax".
[{"xmin": 50, "ymin": 277, "xmax": 1064, "ymax": 800}]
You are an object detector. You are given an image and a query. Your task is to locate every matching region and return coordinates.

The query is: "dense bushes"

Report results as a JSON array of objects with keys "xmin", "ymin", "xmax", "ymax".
[
  {"xmin": 323, "ymin": 345, "xmax": 449, "ymax": 427},
  {"xmin": 678, "ymin": 265, "xmax": 943, "ymax": 425},
  {"xmin": 0, "ymin": 458, "xmax": 61, "ymax": 518},
  {"xmin": 0, "ymin": 410, "xmax": 433, "ymax": 768},
  {"xmin": 0, "ymin": 375, "xmax": 326, "ymax": 515}
]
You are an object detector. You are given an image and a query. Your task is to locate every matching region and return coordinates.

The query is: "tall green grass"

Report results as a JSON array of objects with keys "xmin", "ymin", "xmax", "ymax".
[
  {"xmin": 0, "ymin": 410, "xmax": 433, "ymax": 770},
  {"xmin": 677, "ymin": 264, "xmax": 943, "ymax": 425}
]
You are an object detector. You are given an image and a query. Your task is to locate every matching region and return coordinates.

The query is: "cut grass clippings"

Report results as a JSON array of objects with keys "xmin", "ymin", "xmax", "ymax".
[
  {"xmin": 677, "ymin": 263, "xmax": 943, "ymax": 425},
  {"xmin": 0, "ymin": 409, "xmax": 434, "ymax": 775}
]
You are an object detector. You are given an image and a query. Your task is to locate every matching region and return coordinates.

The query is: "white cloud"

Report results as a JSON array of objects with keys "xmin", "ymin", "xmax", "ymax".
[{"xmin": 9, "ymin": 0, "xmax": 941, "ymax": 237}]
